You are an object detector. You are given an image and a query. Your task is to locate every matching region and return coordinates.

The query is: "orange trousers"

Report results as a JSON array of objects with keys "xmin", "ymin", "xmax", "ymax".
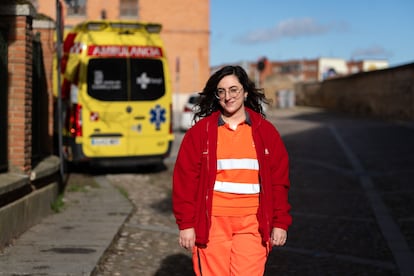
[{"xmin": 192, "ymin": 214, "xmax": 268, "ymax": 276}]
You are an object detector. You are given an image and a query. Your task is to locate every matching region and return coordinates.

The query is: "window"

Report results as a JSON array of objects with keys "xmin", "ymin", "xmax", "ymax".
[
  {"xmin": 66, "ymin": 0, "xmax": 86, "ymax": 16},
  {"xmin": 281, "ymin": 63, "xmax": 301, "ymax": 74},
  {"xmin": 120, "ymin": 0, "xmax": 138, "ymax": 17},
  {"xmin": 130, "ymin": 59, "xmax": 165, "ymax": 100},
  {"xmin": 304, "ymin": 64, "xmax": 317, "ymax": 71},
  {"xmin": 87, "ymin": 58, "xmax": 165, "ymax": 101},
  {"xmin": 88, "ymin": 58, "xmax": 128, "ymax": 101}
]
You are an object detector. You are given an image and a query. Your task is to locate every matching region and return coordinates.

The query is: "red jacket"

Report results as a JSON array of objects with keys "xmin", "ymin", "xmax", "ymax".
[{"xmin": 172, "ymin": 108, "xmax": 292, "ymax": 246}]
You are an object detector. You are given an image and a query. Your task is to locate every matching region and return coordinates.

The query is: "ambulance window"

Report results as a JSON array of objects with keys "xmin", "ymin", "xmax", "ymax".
[
  {"xmin": 130, "ymin": 59, "xmax": 165, "ymax": 101},
  {"xmin": 87, "ymin": 59, "xmax": 128, "ymax": 101}
]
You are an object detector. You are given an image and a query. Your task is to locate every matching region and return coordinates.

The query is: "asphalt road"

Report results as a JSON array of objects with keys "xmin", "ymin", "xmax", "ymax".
[
  {"xmin": 95, "ymin": 106, "xmax": 414, "ymax": 275},
  {"xmin": 263, "ymin": 107, "xmax": 414, "ymax": 275}
]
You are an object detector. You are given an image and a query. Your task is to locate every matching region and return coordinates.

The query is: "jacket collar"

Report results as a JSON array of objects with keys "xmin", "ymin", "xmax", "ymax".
[{"xmin": 217, "ymin": 110, "xmax": 252, "ymax": 126}]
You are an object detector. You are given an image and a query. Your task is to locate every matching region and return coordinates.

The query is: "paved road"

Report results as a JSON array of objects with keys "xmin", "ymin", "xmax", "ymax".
[
  {"xmin": 264, "ymin": 107, "xmax": 414, "ymax": 275},
  {"xmin": 91, "ymin": 106, "xmax": 414, "ymax": 275},
  {"xmin": 2, "ymin": 106, "xmax": 412, "ymax": 275}
]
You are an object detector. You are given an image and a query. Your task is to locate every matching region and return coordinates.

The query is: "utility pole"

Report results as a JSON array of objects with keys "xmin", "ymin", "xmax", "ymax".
[{"xmin": 56, "ymin": 0, "xmax": 64, "ymax": 179}]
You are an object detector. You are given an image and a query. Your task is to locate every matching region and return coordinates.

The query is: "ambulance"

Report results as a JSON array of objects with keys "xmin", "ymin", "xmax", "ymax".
[{"xmin": 55, "ymin": 20, "xmax": 174, "ymax": 167}]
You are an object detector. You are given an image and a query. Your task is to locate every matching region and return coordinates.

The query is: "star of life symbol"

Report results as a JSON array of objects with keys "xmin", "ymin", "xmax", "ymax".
[
  {"xmin": 136, "ymin": 72, "xmax": 163, "ymax": 89},
  {"xmin": 150, "ymin": 105, "xmax": 166, "ymax": 130}
]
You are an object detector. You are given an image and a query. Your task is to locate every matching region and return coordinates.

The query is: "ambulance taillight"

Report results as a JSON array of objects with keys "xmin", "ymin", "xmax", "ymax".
[{"xmin": 70, "ymin": 104, "xmax": 82, "ymax": 137}]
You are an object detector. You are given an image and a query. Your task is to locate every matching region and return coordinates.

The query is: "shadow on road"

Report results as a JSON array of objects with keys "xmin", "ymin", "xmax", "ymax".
[
  {"xmin": 150, "ymin": 195, "xmax": 172, "ymax": 214},
  {"xmin": 67, "ymin": 161, "xmax": 168, "ymax": 175},
  {"xmin": 154, "ymin": 253, "xmax": 195, "ymax": 276}
]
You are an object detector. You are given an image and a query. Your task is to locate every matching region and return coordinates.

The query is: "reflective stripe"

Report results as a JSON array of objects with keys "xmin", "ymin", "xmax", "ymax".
[
  {"xmin": 214, "ymin": 181, "xmax": 260, "ymax": 194},
  {"xmin": 217, "ymin": 158, "xmax": 259, "ymax": 170}
]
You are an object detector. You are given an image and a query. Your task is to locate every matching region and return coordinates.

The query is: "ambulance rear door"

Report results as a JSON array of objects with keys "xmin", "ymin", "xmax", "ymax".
[
  {"xmin": 81, "ymin": 57, "xmax": 131, "ymax": 158},
  {"xmin": 81, "ymin": 56, "xmax": 171, "ymax": 158},
  {"xmin": 128, "ymin": 58, "xmax": 171, "ymax": 157}
]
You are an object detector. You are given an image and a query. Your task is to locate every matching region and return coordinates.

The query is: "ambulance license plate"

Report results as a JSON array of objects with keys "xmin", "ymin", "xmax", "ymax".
[{"xmin": 91, "ymin": 138, "xmax": 120, "ymax": 145}]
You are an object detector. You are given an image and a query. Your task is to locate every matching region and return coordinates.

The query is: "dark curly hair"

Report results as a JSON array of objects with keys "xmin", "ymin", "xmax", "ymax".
[{"xmin": 194, "ymin": 65, "xmax": 269, "ymax": 120}]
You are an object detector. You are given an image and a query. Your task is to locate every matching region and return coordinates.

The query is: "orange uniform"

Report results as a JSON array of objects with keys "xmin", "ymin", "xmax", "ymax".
[{"xmin": 193, "ymin": 118, "xmax": 268, "ymax": 275}]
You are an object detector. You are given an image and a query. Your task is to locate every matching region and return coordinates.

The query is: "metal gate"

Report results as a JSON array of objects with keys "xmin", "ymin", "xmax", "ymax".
[
  {"xmin": 0, "ymin": 27, "xmax": 8, "ymax": 172},
  {"xmin": 31, "ymin": 33, "xmax": 50, "ymax": 166}
]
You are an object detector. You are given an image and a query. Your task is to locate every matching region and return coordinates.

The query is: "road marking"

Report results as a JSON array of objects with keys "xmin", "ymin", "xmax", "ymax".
[{"xmin": 329, "ymin": 125, "xmax": 414, "ymax": 276}]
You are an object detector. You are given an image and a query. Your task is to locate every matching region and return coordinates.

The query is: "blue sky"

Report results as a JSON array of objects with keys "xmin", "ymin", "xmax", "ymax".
[{"xmin": 210, "ymin": 0, "xmax": 414, "ymax": 67}]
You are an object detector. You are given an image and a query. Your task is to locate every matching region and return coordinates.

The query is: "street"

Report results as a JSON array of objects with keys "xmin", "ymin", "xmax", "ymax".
[{"xmin": 92, "ymin": 106, "xmax": 414, "ymax": 275}]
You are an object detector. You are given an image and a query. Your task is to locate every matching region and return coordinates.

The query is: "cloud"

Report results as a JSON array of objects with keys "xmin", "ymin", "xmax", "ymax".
[
  {"xmin": 237, "ymin": 17, "xmax": 348, "ymax": 44},
  {"xmin": 351, "ymin": 45, "xmax": 392, "ymax": 59}
]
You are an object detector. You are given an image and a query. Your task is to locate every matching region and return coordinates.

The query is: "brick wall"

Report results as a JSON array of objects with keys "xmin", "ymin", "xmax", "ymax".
[
  {"xmin": 0, "ymin": 2, "xmax": 61, "ymax": 250},
  {"xmin": 139, "ymin": 0, "xmax": 210, "ymax": 94},
  {"xmin": 7, "ymin": 15, "xmax": 33, "ymax": 173}
]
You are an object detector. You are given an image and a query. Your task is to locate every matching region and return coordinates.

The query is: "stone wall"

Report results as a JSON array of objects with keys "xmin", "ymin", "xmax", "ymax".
[{"xmin": 295, "ymin": 62, "xmax": 414, "ymax": 120}]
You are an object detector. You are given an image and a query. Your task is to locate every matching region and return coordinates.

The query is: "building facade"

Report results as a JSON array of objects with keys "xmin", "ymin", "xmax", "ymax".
[{"xmin": 34, "ymin": 0, "xmax": 210, "ymax": 100}]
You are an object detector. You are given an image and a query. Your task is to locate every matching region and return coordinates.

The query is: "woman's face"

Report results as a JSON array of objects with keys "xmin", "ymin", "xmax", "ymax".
[{"xmin": 216, "ymin": 75, "xmax": 247, "ymax": 118}]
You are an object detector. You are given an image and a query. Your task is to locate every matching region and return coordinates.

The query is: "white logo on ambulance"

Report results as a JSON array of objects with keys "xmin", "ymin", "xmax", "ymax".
[{"xmin": 136, "ymin": 72, "xmax": 162, "ymax": 89}]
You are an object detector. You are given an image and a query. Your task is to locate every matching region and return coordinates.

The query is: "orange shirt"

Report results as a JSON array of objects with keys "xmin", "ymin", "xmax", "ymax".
[{"xmin": 212, "ymin": 118, "xmax": 260, "ymax": 216}]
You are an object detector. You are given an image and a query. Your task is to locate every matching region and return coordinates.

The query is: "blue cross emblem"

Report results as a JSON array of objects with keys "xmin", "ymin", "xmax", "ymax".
[{"xmin": 150, "ymin": 105, "xmax": 166, "ymax": 130}]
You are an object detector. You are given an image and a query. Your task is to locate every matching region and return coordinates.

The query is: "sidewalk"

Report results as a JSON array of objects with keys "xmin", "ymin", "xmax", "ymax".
[{"xmin": 0, "ymin": 174, "xmax": 132, "ymax": 275}]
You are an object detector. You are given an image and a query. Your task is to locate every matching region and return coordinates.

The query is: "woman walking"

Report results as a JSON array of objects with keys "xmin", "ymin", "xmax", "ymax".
[{"xmin": 172, "ymin": 65, "xmax": 292, "ymax": 275}]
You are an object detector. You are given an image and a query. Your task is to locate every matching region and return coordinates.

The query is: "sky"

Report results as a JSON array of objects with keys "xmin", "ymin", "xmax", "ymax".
[{"xmin": 209, "ymin": 0, "xmax": 414, "ymax": 68}]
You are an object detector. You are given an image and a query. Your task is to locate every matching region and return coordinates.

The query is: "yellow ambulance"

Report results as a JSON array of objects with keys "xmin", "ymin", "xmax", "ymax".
[{"xmin": 56, "ymin": 20, "xmax": 174, "ymax": 167}]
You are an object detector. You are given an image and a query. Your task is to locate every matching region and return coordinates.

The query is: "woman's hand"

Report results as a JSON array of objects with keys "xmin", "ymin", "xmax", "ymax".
[
  {"xmin": 179, "ymin": 228, "xmax": 196, "ymax": 250},
  {"xmin": 271, "ymin": 227, "xmax": 287, "ymax": 247}
]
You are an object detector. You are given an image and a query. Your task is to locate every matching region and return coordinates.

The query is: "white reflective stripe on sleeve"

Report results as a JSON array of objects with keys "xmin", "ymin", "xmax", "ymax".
[
  {"xmin": 214, "ymin": 181, "xmax": 260, "ymax": 194},
  {"xmin": 217, "ymin": 158, "xmax": 259, "ymax": 170}
]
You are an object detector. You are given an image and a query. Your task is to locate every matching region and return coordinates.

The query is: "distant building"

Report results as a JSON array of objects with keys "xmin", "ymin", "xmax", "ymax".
[
  {"xmin": 216, "ymin": 57, "xmax": 389, "ymax": 83},
  {"xmin": 347, "ymin": 59, "xmax": 389, "ymax": 74},
  {"xmin": 213, "ymin": 57, "xmax": 389, "ymax": 108},
  {"xmin": 319, "ymin": 57, "xmax": 349, "ymax": 80}
]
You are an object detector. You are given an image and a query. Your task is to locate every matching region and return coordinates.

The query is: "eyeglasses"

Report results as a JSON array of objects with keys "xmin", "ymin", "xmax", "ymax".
[{"xmin": 215, "ymin": 86, "xmax": 243, "ymax": 99}]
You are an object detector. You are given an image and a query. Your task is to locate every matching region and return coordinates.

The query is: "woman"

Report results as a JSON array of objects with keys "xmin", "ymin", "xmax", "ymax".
[{"xmin": 172, "ymin": 65, "xmax": 292, "ymax": 275}]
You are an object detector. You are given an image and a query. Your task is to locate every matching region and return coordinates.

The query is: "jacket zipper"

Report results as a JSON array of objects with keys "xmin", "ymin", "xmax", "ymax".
[
  {"xmin": 256, "ymin": 128, "xmax": 271, "ymax": 242},
  {"xmin": 205, "ymin": 121, "xmax": 210, "ymax": 233}
]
